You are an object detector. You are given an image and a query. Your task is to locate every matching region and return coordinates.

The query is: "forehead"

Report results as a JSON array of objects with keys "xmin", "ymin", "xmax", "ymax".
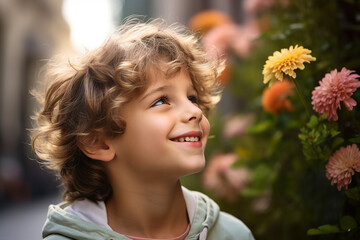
[
  {"xmin": 146, "ymin": 67, "xmax": 194, "ymax": 89},
  {"xmin": 125, "ymin": 68, "xmax": 195, "ymax": 108},
  {"xmin": 129, "ymin": 59, "xmax": 198, "ymax": 103}
]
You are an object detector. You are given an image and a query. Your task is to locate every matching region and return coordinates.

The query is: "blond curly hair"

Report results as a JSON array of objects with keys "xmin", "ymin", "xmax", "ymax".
[{"xmin": 31, "ymin": 18, "xmax": 224, "ymax": 203}]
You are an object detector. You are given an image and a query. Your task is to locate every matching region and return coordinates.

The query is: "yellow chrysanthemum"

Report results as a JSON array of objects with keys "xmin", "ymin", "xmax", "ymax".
[{"xmin": 263, "ymin": 45, "xmax": 316, "ymax": 86}]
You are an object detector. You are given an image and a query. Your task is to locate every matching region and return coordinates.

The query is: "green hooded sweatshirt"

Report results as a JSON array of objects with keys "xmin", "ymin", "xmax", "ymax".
[{"xmin": 42, "ymin": 187, "xmax": 255, "ymax": 240}]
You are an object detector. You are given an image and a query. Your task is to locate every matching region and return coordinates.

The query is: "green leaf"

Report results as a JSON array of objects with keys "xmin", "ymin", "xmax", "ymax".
[
  {"xmin": 330, "ymin": 129, "xmax": 341, "ymax": 138},
  {"xmin": 247, "ymin": 121, "xmax": 272, "ymax": 133},
  {"xmin": 340, "ymin": 215, "xmax": 358, "ymax": 231},
  {"xmin": 318, "ymin": 224, "xmax": 340, "ymax": 233},
  {"xmin": 331, "ymin": 137, "xmax": 344, "ymax": 149},
  {"xmin": 345, "ymin": 187, "xmax": 360, "ymax": 201},
  {"xmin": 298, "ymin": 133, "xmax": 307, "ymax": 140},
  {"xmin": 307, "ymin": 229, "xmax": 324, "ymax": 235},
  {"xmin": 307, "ymin": 225, "xmax": 340, "ymax": 235},
  {"xmin": 349, "ymin": 137, "xmax": 360, "ymax": 143},
  {"xmin": 307, "ymin": 115, "xmax": 319, "ymax": 128}
]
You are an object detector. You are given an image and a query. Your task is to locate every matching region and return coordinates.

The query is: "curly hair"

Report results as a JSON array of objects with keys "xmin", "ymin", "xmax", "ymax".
[{"xmin": 31, "ymin": 18, "xmax": 224, "ymax": 203}]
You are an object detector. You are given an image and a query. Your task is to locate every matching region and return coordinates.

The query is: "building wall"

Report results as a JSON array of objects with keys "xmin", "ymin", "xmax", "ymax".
[
  {"xmin": 120, "ymin": 0, "xmax": 242, "ymax": 25},
  {"xmin": 0, "ymin": 0, "xmax": 71, "ymax": 203}
]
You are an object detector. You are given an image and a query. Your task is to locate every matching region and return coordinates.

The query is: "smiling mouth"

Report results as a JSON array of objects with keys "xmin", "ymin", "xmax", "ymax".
[{"xmin": 172, "ymin": 136, "xmax": 200, "ymax": 142}]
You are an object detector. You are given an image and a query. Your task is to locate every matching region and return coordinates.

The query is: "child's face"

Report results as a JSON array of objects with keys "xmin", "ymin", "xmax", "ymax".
[{"xmin": 107, "ymin": 69, "xmax": 210, "ymax": 180}]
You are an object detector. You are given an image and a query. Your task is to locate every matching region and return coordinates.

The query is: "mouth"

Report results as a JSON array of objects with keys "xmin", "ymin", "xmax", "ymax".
[
  {"xmin": 170, "ymin": 131, "xmax": 203, "ymax": 145},
  {"xmin": 172, "ymin": 136, "xmax": 200, "ymax": 142}
]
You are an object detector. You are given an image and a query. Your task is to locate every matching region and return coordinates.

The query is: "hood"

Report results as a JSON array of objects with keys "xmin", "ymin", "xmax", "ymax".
[
  {"xmin": 182, "ymin": 188, "xmax": 220, "ymax": 240},
  {"xmin": 42, "ymin": 187, "xmax": 220, "ymax": 240},
  {"xmin": 42, "ymin": 203, "xmax": 130, "ymax": 240}
]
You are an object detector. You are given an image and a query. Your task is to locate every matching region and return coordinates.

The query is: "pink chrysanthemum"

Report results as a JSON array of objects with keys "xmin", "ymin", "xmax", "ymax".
[
  {"xmin": 311, "ymin": 67, "xmax": 360, "ymax": 121},
  {"xmin": 326, "ymin": 144, "xmax": 360, "ymax": 191}
]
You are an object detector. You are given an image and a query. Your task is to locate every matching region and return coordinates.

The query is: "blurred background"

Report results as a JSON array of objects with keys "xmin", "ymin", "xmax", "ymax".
[{"xmin": 1, "ymin": 0, "xmax": 360, "ymax": 239}]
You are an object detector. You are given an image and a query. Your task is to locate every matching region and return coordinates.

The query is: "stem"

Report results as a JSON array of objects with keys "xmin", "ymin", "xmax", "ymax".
[{"xmin": 291, "ymin": 77, "xmax": 311, "ymax": 118}]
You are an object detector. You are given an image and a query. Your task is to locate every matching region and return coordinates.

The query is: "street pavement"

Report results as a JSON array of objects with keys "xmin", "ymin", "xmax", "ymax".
[{"xmin": 0, "ymin": 194, "xmax": 62, "ymax": 240}]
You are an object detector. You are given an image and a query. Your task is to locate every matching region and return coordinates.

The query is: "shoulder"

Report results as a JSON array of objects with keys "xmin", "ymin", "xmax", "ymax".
[
  {"xmin": 43, "ymin": 202, "xmax": 118, "ymax": 240},
  {"xmin": 207, "ymin": 211, "xmax": 255, "ymax": 240}
]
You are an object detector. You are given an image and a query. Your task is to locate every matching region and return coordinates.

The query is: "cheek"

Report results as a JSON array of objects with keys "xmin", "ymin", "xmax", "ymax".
[
  {"xmin": 131, "ymin": 115, "xmax": 174, "ymax": 146},
  {"xmin": 201, "ymin": 116, "xmax": 210, "ymax": 146}
]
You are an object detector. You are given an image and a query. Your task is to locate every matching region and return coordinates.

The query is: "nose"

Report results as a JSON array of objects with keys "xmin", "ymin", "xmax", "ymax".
[{"xmin": 181, "ymin": 100, "xmax": 203, "ymax": 123}]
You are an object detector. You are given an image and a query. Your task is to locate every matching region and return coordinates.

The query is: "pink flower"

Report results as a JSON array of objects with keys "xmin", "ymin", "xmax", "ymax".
[
  {"xmin": 202, "ymin": 24, "xmax": 237, "ymax": 59},
  {"xmin": 243, "ymin": 0, "xmax": 289, "ymax": 16},
  {"xmin": 222, "ymin": 114, "xmax": 255, "ymax": 139},
  {"xmin": 243, "ymin": 0, "xmax": 275, "ymax": 16},
  {"xmin": 326, "ymin": 144, "xmax": 360, "ymax": 191},
  {"xmin": 231, "ymin": 22, "xmax": 260, "ymax": 58},
  {"xmin": 202, "ymin": 153, "xmax": 251, "ymax": 202},
  {"xmin": 311, "ymin": 68, "xmax": 360, "ymax": 121},
  {"xmin": 252, "ymin": 193, "xmax": 271, "ymax": 214},
  {"xmin": 202, "ymin": 22, "xmax": 259, "ymax": 59}
]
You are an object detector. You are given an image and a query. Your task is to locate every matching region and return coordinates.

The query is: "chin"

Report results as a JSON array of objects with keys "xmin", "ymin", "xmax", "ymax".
[{"xmin": 181, "ymin": 158, "xmax": 206, "ymax": 177}]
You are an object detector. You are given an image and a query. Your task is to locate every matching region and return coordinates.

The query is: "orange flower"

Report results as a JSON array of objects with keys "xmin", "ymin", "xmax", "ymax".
[
  {"xmin": 218, "ymin": 64, "xmax": 231, "ymax": 85},
  {"xmin": 262, "ymin": 80, "xmax": 294, "ymax": 115},
  {"xmin": 189, "ymin": 10, "xmax": 233, "ymax": 35}
]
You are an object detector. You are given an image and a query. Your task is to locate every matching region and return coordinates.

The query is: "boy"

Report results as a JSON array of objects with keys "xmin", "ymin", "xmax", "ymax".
[{"xmin": 31, "ymin": 18, "xmax": 255, "ymax": 240}]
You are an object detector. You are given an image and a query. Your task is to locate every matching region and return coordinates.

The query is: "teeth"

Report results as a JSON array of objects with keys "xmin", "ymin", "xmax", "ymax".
[{"xmin": 175, "ymin": 136, "xmax": 199, "ymax": 142}]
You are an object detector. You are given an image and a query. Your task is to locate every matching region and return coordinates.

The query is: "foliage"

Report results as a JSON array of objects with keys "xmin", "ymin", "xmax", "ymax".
[
  {"xmin": 183, "ymin": 0, "xmax": 360, "ymax": 239},
  {"xmin": 299, "ymin": 114, "xmax": 343, "ymax": 162}
]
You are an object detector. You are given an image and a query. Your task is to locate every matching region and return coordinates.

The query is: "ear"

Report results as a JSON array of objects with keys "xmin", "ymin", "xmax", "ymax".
[{"xmin": 78, "ymin": 137, "xmax": 115, "ymax": 162}]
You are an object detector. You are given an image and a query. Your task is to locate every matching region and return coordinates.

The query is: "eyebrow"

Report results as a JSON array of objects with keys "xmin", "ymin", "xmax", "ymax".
[
  {"xmin": 139, "ymin": 82, "xmax": 198, "ymax": 102},
  {"xmin": 140, "ymin": 85, "xmax": 169, "ymax": 102}
]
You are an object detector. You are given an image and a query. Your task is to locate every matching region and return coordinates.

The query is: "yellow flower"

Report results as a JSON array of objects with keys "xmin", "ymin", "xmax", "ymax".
[{"xmin": 263, "ymin": 45, "xmax": 316, "ymax": 86}]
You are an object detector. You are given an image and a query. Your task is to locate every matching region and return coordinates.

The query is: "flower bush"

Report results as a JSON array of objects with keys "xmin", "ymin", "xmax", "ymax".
[{"xmin": 184, "ymin": 0, "xmax": 360, "ymax": 239}]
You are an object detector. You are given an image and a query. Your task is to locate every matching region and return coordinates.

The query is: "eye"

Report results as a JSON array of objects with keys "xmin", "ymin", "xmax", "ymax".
[
  {"xmin": 151, "ymin": 96, "xmax": 169, "ymax": 107},
  {"xmin": 188, "ymin": 95, "xmax": 199, "ymax": 104}
]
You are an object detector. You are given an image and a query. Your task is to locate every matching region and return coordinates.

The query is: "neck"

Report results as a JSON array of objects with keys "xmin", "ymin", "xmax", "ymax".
[{"xmin": 105, "ymin": 177, "xmax": 189, "ymax": 238}]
